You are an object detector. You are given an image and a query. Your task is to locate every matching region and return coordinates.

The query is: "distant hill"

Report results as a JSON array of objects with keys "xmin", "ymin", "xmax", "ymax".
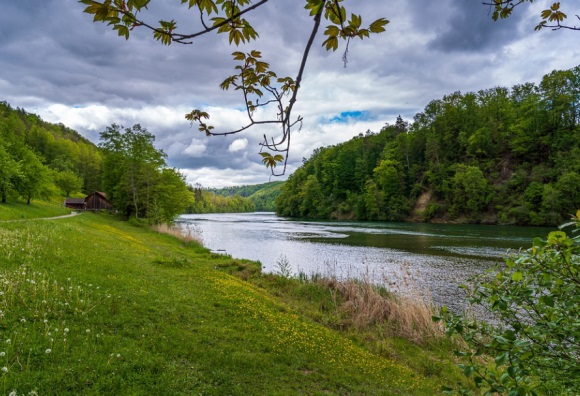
[{"xmin": 212, "ymin": 181, "xmax": 284, "ymax": 211}]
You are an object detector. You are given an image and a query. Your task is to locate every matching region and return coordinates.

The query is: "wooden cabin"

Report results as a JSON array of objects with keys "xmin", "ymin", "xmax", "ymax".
[
  {"xmin": 64, "ymin": 192, "xmax": 112, "ymax": 211},
  {"xmin": 85, "ymin": 191, "xmax": 112, "ymax": 210},
  {"xmin": 63, "ymin": 197, "xmax": 86, "ymax": 210}
]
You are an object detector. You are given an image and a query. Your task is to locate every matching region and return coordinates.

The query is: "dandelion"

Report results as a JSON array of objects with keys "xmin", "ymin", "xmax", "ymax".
[
  {"xmin": 116, "ymin": 354, "xmax": 121, "ymax": 358},
  {"xmin": 45, "ymin": 349, "xmax": 51, "ymax": 354},
  {"xmin": 8, "ymin": 390, "xmax": 16, "ymax": 396},
  {"xmin": 5, "ymin": 339, "xmax": 10, "ymax": 344},
  {"xmin": 86, "ymin": 329, "xmax": 90, "ymax": 333},
  {"xmin": 64, "ymin": 328, "xmax": 69, "ymax": 333},
  {"xmin": 43, "ymin": 319, "xmax": 48, "ymax": 324},
  {"xmin": 0, "ymin": 352, "xmax": 5, "ymax": 357},
  {"xmin": 1, "ymin": 367, "xmax": 7, "ymax": 372},
  {"xmin": 20, "ymin": 318, "xmax": 26, "ymax": 323}
]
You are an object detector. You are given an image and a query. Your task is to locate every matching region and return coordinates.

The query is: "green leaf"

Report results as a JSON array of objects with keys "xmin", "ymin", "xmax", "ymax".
[
  {"xmin": 495, "ymin": 352, "xmax": 508, "ymax": 366},
  {"xmin": 322, "ymin": 36, "xmax": 339, "ymax": 51},
  {"xmin": 369, "ymin": 18, "xmax": 389, "ymax": 33},
  {"xmin": 511, "ymin": 271, "xmax": 523, "ymax": 281}
]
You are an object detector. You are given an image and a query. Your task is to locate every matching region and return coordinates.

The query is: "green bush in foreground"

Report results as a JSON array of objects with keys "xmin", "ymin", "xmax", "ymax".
[{"xmin": 437, "ymin": 210, "xmax": 580, "ymax": 395}]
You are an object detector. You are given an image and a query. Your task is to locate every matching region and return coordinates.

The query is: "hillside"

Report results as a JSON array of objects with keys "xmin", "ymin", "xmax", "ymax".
[
  {"xmin": 213, "ymin": 181, "xmax": 284, "ymax": 211},
  {"xmin": 277, "ymin": 66, "xmax": 580, "ymax": 226},
  {"xmin": 0, "ymin": 101, "xmax": 103, "ymax": 200},
  {"xmin": 0, "ymin": 210, "xmax": 463, "ymax": 394}
]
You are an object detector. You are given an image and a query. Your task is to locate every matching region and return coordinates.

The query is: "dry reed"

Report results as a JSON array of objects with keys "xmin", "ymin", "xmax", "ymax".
[
  {"xmin": 152, "ymin": 223, "xmax": 204, "ymax": 246},
  {"xmin": 316, "ymin": 264, "xmax": 444, "ymax": 345}
]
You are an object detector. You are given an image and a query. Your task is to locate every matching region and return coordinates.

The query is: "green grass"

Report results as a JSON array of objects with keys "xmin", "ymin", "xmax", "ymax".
[
  {"xmin": 0, "ymin": 208, "xmax": 465, "ymax": 395},
  {"xmin": 0, "ymin": 199, "xmax": 71, "ymax": 221}
]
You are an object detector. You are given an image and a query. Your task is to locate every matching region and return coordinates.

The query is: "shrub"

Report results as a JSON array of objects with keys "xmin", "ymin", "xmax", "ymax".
[{"xmin": 436, "ymin": 210, "xmax": 580, "ymax": 395}]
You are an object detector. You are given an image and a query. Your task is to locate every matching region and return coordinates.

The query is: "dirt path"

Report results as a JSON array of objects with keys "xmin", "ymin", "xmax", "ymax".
[{"xmin": 0, "ymin": 211, "xmax": 81, "ymax": 223}]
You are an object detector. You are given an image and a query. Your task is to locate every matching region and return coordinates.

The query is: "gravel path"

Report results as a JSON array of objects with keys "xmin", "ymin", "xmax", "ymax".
[{"xmin": 0, "ymin": 211, "xmax": 81, "ymax": 223}]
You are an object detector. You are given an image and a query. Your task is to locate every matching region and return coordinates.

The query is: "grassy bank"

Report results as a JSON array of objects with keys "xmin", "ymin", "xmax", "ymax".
[
  {"xmin": 0, "ymin": 199, "xmax": 71, "ymax": 221},
  {"xmin": 0, "ymin": 207, "xmax": 465, "ymax": 395}
]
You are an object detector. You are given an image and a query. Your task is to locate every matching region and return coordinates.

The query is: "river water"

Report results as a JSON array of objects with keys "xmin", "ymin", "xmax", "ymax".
[{"xmin": 177, "ymin": 213, "xmax": 554, "ymax": 312}]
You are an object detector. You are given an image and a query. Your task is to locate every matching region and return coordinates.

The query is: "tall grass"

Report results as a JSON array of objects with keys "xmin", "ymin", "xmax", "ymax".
[
  {"xmin": 151, "ymin": 223, "xmax": 204, "ymax": 245},
  {"xmin": 302, "ymin": 266, "xmax": 444, "ymax": 345}
]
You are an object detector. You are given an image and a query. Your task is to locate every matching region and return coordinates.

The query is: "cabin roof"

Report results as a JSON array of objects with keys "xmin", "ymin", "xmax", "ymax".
[{"xmin": 64, "ymin": 198, "xmax": 85, "ymax": 204}]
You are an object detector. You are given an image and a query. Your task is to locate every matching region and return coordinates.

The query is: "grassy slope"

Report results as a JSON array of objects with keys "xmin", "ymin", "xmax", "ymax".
[
  {"xmin": 0, "ymin": 199, "xmax": 71, "ymax": 221},
  {"xmin": 0, "ymin": 210, "xmax": 452, "ymax": 395}
]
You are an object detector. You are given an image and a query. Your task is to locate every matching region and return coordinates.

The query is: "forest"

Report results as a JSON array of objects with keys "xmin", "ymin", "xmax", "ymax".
[
  {"xmin": 0, "ymin": 102, "xmax": 259, "ymax": 221},
  {"xmin": 211, "ymin": 181, "xmax": 283, "ymax": 211},
  {"xmin": 276, "ymin": 66, "xmax": 580, "ymax": 226}
]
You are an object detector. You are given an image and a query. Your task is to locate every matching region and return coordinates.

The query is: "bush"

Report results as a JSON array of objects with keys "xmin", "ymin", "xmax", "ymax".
[{"xmin": 436, "ymin": 210, "xmax": 580, "ymax": 395}]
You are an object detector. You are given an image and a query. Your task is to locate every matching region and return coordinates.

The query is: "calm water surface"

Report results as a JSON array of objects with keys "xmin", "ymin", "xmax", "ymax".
[{"xmin": 178, "ymin": 213, "xmax": 554, "ymax": 312}]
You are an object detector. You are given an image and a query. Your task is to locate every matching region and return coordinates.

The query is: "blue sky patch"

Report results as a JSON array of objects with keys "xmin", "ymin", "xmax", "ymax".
[{"xmin": 325, "ymin": 111, "xmax": 371, "ymax": 124}]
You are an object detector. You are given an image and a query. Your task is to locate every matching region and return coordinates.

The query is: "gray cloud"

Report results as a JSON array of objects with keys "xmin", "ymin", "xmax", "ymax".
[
  {"xmin": 429, "ymin": 0, "xmax": 525, "ymax": 52},
  {"xmin": 1, "ymin": 0, "xmax": 578, "ymax": 187}
]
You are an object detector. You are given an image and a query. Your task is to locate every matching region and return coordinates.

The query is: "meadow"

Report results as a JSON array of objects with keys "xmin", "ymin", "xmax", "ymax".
[{"xmin": 0, "ymin": 202, "xmax": 466, "ymax": 395}]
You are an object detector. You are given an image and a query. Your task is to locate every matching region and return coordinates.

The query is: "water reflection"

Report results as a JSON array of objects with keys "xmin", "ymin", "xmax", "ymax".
[{"xmin": 178, "ymin": 213, "xmax": 554, "ymax": 313}]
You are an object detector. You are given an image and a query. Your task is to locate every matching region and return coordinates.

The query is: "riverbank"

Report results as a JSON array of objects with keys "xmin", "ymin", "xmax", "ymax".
[{"xmin": 0, "ymin": 207, "xmax": 468, "ymax": 394}]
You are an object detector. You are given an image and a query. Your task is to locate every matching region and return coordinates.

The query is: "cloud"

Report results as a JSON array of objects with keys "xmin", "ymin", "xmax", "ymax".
[
  {"xmin": 228, "ymin": 138, "xmax": 249, "ymax": 153},
  {"xmin": 183, "ymin": 139, "xmax": 207, "ymax": 157},
  {"xmin": 1, "ymin": 0, "xmax": 579, "ymax": 187}
]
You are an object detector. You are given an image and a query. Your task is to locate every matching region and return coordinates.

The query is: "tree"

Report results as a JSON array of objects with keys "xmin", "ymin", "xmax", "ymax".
[
  {"xmin": 451, "ymin": 164, "xmax": 491, "ymax": 216},
  {"xmin": 437, "ymin": 211, "xmax": 580, "ymax": 395},
  {"xmin": 54, "ymin": 170, "xmax": 84, "ymax": 197},
  {"xmin": 13, "ymin": 148, "xmax": 55, "ymax": 205},
  {"xmin": 100, "ymin": 124, "xmax": 167, "ymax": 218},
  {"xmin": 0, "ymin": 143, "xmax": 19, "ymax": 203},
  {"xmin": 149, "ymin": 168, "xmax": 194, "ymax": 223},
  {"xmin": 80, "ymin": 0, "xmax": 388, "ymax": 175},
  {"xmin": 488, "ymin": 1, "xmax": 578, "ymax": 31}
]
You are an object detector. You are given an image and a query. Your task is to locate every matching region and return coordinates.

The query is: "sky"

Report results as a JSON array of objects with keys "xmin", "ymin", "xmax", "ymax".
[{"xmin": 1, "ymin": 0, "xmax": 579, "ymax": 188}]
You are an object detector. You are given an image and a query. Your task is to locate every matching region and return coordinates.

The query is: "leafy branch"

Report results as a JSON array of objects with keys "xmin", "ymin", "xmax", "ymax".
[
  {"xmin": 80, "ymin": 0, "xmax": 389, "ymax": 175},
  {"xmin": 485, "ymin": 0, "xmax": 580, "ymax": 31}
]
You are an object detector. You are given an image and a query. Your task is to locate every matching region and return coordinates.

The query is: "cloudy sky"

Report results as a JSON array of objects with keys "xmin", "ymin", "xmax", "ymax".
[{"xmin": 1, "ymin": 0, "xmax": 579, "ymax": 188}]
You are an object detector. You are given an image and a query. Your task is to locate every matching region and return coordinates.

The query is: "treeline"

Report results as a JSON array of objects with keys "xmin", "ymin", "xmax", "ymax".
[
  {"xmin": 0, "ymin": 102, "xmax": 102, "ymax": 204},
  {"xmin": 0, "ymin": 103, "xmax": 193, "ymax": 223},
  {"xmin": 277, "ymin": 66, "xmax": 580, "ymax": 226},
  {"xmin": 99, "ymin": 124, "xmax": 192, "ymax": 223},
  {"xmin": 185, "ymin": 184, "xmax": 255, "ymax": 213},
  {"xmin": 212, "ymin": 181, "xmax": 283, "ymax": 211}
]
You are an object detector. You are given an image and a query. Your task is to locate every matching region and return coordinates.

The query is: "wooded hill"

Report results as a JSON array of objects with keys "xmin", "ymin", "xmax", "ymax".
[
  {"xmin": 0, "ymin": 102, "xmax": 262, "ymax": 219},
  {"xmin": 0, "ymin": 101, "xmax": 102, "ymax": 203},
  {"xmin": 212, "ymin": 181, "xmax": 284, "ymax": 211},
  {"xmin": 276, "ymin": 66, "xmax": 580, "ymax": 226}
]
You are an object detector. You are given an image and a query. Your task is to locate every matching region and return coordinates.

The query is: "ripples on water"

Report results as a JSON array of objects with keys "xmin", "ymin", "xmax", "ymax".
[{"xmin": 178, "ymin": 213, "xmax": 554, "ymax": 313}]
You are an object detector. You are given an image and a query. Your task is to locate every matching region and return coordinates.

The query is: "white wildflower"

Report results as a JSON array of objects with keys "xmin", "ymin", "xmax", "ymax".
[{"xmin": 45, "ymin": 349, "xmax": 51, "ymax": 354}]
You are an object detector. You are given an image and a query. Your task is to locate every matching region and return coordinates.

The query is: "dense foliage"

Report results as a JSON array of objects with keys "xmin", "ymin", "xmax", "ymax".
[
  {"xmin": 99, "ymin": 124, "xmax": 192, "ymax": 222},
  {"xmin": 212, "ymin": 181, "xmax": 283, "ymax": 211},
  {"xmin": 436, "ymin": 211, "xmax": 580, "ymax": 395},
  {"xmin": 0, "ymin": 102, "xmax": 102, "ymax": 203},
  {"xmin": 0, "ymin": 103, "xmax": 194, "ymax": 223},
  {"xmin": 185, "ymin": 184, "xmax": 255, "ymax": 214},
  {"xmin": 277, "ymin": 66, "xmax": 580, "ymax": 226}
]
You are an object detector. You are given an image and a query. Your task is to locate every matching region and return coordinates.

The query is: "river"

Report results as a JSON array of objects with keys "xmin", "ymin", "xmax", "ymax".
[{"xmin": 177, "ymin": 212, "xmax": 555, "ymax": 312}]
